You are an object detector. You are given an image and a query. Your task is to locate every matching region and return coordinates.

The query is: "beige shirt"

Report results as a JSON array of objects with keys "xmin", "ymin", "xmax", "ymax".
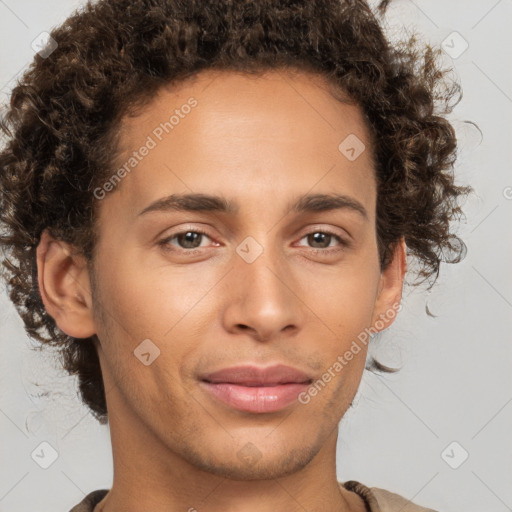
[
  {"xmin": 69, "ymin": 481, "xmax": 438, "ymax": 511},
  {"xmin": 342, "ymin": 481, "xmax": 438, "ymax": 511}
]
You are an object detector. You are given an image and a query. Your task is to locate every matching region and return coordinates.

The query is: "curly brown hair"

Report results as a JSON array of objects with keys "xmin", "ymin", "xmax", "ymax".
[{"xmin": 0, "ymin": 0, "xmax": 471, "ymax": 424}]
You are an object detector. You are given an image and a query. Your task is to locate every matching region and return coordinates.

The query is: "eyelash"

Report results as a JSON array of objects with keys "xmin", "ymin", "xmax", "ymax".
[{"xmin": 158, "ymin": 227, "xmax": 350, "ymax": 256}]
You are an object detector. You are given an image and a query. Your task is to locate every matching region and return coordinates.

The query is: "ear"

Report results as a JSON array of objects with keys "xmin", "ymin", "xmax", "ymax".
[
  {"xmin": 36, "ymin": 229, "xmax": 96, "ymax": 339},
  {"xmin": 370, "ymin": 237, "xmax": 407, "ymax": 332}
]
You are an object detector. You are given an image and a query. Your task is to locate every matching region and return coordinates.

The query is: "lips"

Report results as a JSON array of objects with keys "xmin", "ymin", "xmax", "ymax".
[
  {"xmin": 199, "ymin": 364, "xmax": 313, "ymax": 413},
  {"xmin": 201, "ymin": 364, "xmax": 313, "ymax": 386}
]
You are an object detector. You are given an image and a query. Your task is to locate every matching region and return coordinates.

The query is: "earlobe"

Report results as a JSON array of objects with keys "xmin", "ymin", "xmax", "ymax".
[
  {"xmin": 371, "ymin": 237, "xmax": 407, "ymax": 332},
  {"xmin": 36, "ymin": 229, "xmax": 96, "ymax": 339}
]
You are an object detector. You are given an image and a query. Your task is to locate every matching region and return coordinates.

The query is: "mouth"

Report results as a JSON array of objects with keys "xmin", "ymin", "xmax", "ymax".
[{"xmin": 199, "ymin": 364, "xmax": 313, "ymax": 413}]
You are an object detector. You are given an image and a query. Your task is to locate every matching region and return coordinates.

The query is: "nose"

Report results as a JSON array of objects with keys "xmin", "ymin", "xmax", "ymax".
[{"xmin": 221, "ymin": 238, "xmax": 303, "ymax": 343}]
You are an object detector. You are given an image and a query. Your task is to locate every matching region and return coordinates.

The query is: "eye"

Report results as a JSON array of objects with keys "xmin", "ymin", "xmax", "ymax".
[
  {"xmin": 158, "ymin": 228, "xmax": 215, "ymax": 251},
  {"xmin": 157, "ymin": 227, "xmax": 350, "ymax": 255},
  {"xmin": 296, "ymin": 230, "xmax": 349, "ymax": 253}
]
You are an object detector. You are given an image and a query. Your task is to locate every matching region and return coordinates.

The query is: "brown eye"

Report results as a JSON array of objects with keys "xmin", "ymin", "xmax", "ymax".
[
  {"xmin": 307, "ymin": 232, "xmax": 335, "ymax": 249},
  {"xmin": 159, "ymin": 229, "xmax": 213, "ymax": 251},
  {"xmin": 297, "ymin": 230, "xmax": 349, "ymax": 251},
  {"xmin": 174, "ymin": 231, "xmax": 206, "ymax": 249}
]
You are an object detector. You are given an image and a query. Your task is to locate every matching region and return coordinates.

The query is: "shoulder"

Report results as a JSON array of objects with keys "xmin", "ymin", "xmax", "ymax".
[
  {"xmin": 341, "ymin": 480, "xmax": 439, "ymax": 512},
  {"xmin": 69, "ymin": 489, "xmax": 109, "ymax": 512},
  {"xmin": 369, "ymin": 486, "xmax": 439, "ymax": 512}
]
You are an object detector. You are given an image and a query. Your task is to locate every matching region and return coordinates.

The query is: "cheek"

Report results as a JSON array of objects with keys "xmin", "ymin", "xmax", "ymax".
[
  {"xmin": 96, "ymin": 255, "xmax": 215, "ymax": 353},
  {"xmin": 305, "ymin": 261, "xmax": 380, "ymax": 329},
  {"xmin": 299, "ymin": 261, "xmax": 380, "ymax": 386}
]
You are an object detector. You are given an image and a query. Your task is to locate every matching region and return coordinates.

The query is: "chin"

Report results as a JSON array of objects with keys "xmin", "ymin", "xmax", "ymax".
[{"xmin": 182, "ymin": 439, "xmax": 320, "ymax": 481}]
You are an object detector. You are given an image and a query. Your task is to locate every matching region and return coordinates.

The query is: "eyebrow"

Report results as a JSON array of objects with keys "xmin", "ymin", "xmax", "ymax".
[{"xmin": 137, "ymin": 192, "xmax": 368, "ymax": 220}]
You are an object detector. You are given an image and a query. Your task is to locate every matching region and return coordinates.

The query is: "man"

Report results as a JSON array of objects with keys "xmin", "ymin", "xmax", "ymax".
[{"xmin": 0, "ymin": 0, "xmax": 469, "ymax": 510}]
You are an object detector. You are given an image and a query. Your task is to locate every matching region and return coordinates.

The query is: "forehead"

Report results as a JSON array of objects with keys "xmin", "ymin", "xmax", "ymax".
[
  {"xmin": 102, "ymin": 68, "xmax": 376, "ymax": 221},
  {"xmin": 116, "ymin": 67, "xmax": 374, "ymax": 159}
]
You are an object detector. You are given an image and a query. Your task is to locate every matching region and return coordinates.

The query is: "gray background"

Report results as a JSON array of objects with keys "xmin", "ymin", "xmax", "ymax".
[{"xmin": 1, "ymin": 1, "xmax": 511, "ymax": 511}]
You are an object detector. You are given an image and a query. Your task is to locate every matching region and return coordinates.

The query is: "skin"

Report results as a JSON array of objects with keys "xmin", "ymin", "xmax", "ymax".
[{"xmin": 36, "ymin": 68, "xmax": 406, "ymax": 512}]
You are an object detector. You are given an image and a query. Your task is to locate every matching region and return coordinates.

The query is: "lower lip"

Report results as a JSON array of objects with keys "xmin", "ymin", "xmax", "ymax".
[{"xmin": 200, "ymin": 381, "xmax": 310, "ymax": 413}]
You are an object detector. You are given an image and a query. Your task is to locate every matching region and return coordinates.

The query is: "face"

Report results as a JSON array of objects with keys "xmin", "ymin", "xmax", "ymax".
[{"xmin": 40, "ymin": 68, "xmax": 404, "ymax": 481}]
